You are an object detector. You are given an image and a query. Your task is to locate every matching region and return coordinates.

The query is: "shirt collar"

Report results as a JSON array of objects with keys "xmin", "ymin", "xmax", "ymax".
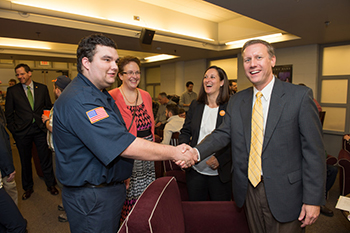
[
  {"xmin": 253, "ymin": 76, "xmax": 275, "ymax": 101},
  {"xmin": 23, "ymin": 80, "xmax": 33, "ymax": 89},
  {"xmin": 167, "ymin": 115, "xmax": 179, "ymax": 122}
]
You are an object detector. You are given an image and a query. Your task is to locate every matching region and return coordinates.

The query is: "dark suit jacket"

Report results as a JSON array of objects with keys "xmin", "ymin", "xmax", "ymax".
[
  {"xmin": 0, "ymin": 107, "xmax": 14, "ymax": 177},
  {"xmin": 5, "ymin": 81, "xmax": 52, "ymax": 138},
  {"xmin": 196, "ymin": 78, "xmax": 326, "ymax": 222},
  {"xmin": 179, "ymin": 100, "xmax": 232, "ymax": 183}
]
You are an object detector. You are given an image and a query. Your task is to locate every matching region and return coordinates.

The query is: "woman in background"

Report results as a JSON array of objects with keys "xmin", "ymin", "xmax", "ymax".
[
  {"xmin": 109, "ymin": 56, "xmax": 155, "ymax": 223},
  {"xmin": 179, "ymin": 66, "xmax": 232, "ymax": 201}
]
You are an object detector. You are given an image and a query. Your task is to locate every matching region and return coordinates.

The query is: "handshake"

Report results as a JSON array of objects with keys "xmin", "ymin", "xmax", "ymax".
[{"xmin": 173, "ymin": 144, "xmax": 199, "ymax": 169}]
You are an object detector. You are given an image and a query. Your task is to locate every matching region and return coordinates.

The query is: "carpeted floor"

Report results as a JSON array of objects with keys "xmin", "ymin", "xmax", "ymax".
[{"xmin": 10, "ymin": 136, "xmax": 350, "ymax": 233}]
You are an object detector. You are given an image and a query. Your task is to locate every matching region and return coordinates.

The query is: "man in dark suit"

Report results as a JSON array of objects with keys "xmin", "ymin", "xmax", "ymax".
[
  {"xmin": 5, "ymin": 63, "xmax": 58, "ymax": 200},
  {"xmin": 186, "ymin": 40, "xmax": 325, "ymax": 233}
]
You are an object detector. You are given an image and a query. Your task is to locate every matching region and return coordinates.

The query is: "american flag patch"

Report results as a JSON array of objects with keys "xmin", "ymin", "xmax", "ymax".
[{"xmin": 86, "ymin": 107, "xmax": 109, "ymax": 124}]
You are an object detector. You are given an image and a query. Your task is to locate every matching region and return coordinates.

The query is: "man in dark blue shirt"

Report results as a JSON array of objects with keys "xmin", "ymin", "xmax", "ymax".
[{"xmin": 53, "ymin": 34, "xmax": 196, "ymax": 233}]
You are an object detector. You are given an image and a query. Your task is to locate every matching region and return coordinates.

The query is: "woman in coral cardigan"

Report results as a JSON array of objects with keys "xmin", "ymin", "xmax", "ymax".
[{"xmin": 109, "ymin": 56, "xmax": 155, "ymax": 224}]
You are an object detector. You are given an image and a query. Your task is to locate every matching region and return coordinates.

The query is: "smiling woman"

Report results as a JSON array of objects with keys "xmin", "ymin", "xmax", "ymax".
[
  {"xmin": 109, "ymin": 56, "xmax": 156, "ymax": 224},
  {"xmin": 179, "ymin": 65, "xmax": 232, "ymax": 202}
]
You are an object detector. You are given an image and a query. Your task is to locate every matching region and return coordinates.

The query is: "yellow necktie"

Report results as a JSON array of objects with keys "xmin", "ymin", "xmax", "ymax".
[{"xmin": 248, "ymin": 92, "xmax": 263, "ymax": 187}]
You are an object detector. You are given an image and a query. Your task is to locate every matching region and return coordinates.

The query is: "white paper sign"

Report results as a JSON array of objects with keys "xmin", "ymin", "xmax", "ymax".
[{"xmin": 335, "ymin": 195, "xmax": 350, "ymax": 212}]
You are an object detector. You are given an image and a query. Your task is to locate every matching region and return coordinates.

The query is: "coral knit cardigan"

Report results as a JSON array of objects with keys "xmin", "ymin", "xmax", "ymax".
[{"xmin": 109, "ymin": 88, "xmax": 155, "ymax": 141}]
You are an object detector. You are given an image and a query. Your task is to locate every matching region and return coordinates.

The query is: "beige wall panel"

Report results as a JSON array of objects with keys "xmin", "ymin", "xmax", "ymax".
[
  {"xmin": 146, "ymin": 67, "xmax": 160, "ymax": 83},
  {"xmin": 321, "ymin": 79, "xmax": 348, "ymax": 104},
  {"xmin": 323, "ymin": 107, "xmax": 346, "ymax": 132},
  {"xmin": 323, "ymin": 45, "xmax": 350, "ymax": 76},
  {"xmin": 209, "ymin": 58, "xmax": 237, "ymax": 80}
]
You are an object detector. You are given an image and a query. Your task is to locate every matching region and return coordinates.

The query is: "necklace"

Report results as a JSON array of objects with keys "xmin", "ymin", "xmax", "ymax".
[{"xmin": 120, "ymin": 87, "xmax": 138, "ymax": 105}]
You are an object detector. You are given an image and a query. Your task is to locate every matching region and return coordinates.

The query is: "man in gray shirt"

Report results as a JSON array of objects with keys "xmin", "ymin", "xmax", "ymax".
[
  {"xmin": 179, "ymin": 81, "xmax": 197, "ymax": 112},
  {"xmin": 155, "ymin": 92, "xmax": 175, "ymax": 131}
]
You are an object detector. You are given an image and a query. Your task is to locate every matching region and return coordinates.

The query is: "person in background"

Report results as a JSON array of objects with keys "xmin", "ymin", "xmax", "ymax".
[
  {"xmin": 179, "ymin": 66, "xmax": 232, "ymax": 201},
  {"xmin": 109, "ymin": 56, "xmax": 155, "ymax": 224},
  {"xmin": 53, "ymin": 34, "xmax": 196, "ymax": 233},
  {"xmin": 8, "ymin": 79, "xmax": 17, "ymax": 87},
  {"xmin": 0, "ymin": 80, "xmax": 27, "ymax": 233},
  {"xmin": 0, "ymin": 82, "xmax": 18, "ymax": 205},
  {"xmin": 184, "ymin": 40, "xmax": 325, "ymax": 233},
  {"xmin": 155, "ymin": 92, "xmax": 176, "ymax": 132},
  {"xmin": 5, "ymin": 63, "xmax": 58, "ymax": 200},
  {"xmin": 179, "ymin": 81, "xmax": 197, "ymax": 112},
  {"xmin": 161, "ymin": 104, "xmax": 184, "ymax": 145},
  {"xmin": 178, "ymin": 108, "xmax": 186, "ymax": 119},
  {"xmin": 41, "ymin": 75, "xmax": 71, "ymax": 223},
  {"xmin": 229, "ymin": 80, "xmax": 237, "ymax": 95}
]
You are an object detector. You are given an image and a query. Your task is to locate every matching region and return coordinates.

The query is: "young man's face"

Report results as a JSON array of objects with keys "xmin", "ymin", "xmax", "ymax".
[
  {"xmin": 15, "ymin": 67, "xmax": 32, "ymax": 86},
  {"xmin": 187, "ymin": 84, "xmax": 193, "ymax": 92},
  {"xmin": 82, "ymin": 45, "xmax": 119, "ymax": 90}
]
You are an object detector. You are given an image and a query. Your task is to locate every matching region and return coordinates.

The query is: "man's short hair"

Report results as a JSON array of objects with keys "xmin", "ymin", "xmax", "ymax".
[
  {"xmin": 186, "ymin": 81, "xmax": 194, "ymax": 87},
  {"xmin": 15, "ymin": 63, "xmax": 32, "ymax": 73},
  {"xmin": 242, "ymin": 39, "xmax": 275, "ymax": 59},
  {"xmin": 9, "ymin": 79, "xmax": 17, "ymax": 84},
  {"xmin": 166, "ymin": 104, "xmax": 179, "ymax": 115},
  {"xmin": 158, "ymin": 92, "xmax": 167, "ymax": 98},
  {"xmin": 77, "ymin": 34, "xmax": 117, "ymax": 73}
]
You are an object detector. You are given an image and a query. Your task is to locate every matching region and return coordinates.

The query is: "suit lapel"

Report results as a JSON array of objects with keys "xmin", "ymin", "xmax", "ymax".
[
  {"xmin": 216, "ymin": 102, "xmax": 227, "ymax": 127},
  {"xmin": 194, "ymin": 103, "xmax": 205, "ymax": 140},
  {"xmin": 241, "ymin": 88, "xmax": 253, "ymax": 153},
  {"xmin": 17, "ymin": 83, "xmax": 32, "ymax": 110},
  {"xmin": 262, "ymin": 79, "xmax": 286, "ymax": 152}
]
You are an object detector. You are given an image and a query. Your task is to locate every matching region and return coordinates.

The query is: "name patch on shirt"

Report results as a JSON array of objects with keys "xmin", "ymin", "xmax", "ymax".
[{"xmin": 86, "ymin": 107, "xmax": 109, "ymax": 124}]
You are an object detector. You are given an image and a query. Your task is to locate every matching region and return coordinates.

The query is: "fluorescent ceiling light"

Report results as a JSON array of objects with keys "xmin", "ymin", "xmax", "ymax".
[
  {"xmin": 225, "ymin": 33, "xmax": 283, "ymax": 46},
  {"xmin": 0, "ymin": 37, "xmax": 51, "ymax": 50},
  {"xmin": 12, "ymin": 1, "xmax": 214, "ymax": 42},
  {"xmin": 144, "ymin": 54, "xmax": 178, "ymax": 63}
]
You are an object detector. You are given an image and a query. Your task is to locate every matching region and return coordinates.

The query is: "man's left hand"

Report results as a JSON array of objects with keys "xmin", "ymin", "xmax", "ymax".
[{"xmin": 298, "ymin": 204, "xmax": 320, "ymax": 227}]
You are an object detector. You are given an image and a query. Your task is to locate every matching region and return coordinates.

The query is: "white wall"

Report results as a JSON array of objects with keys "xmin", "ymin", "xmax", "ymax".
[{"xmin": 157, "ymin": 59, "xmax": 206, "ymax": 96}]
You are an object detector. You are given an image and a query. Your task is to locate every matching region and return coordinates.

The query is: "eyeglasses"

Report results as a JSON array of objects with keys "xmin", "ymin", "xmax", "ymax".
[{"xmin": 122, "ymin": 71, "xmax": 141, "ymax": 76}]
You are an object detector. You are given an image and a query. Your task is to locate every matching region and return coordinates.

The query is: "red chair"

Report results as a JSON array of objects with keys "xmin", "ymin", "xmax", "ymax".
[
  {"xmin": 338, "ymin": 134, "xmax": 350, "ymax": 195},
  {"xmin": 118, "ymin": 177, "xmax": 249, "ymax": 233}
]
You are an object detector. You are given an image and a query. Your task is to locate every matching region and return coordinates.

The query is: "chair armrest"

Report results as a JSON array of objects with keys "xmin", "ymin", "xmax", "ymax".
[
  {"xmin": 338, "ymin": 158, "xmax": 350, "ymax": 196},
  {"xmin": 326, "ymin": 154, "xmax": 338, "ymax": 166},
  {"xmin": 182, "ymin": 201, "xmax": 249, "ymax": 233}
]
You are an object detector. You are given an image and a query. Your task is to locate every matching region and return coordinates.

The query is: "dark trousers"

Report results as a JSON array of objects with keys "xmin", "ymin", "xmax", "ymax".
[
  {"xmin": 186, "ymin": 168, "xmax": 232, "ymax": 201},
  {"xmin": 0, "ymin": 188, "xmax": 26, "ymax": 233},
  {"xmin": 63, "ymin": 183, "xmax": 126, "ymax": 233},
  {"xmin": 245, "ymin": 181, "xmax": 304, "ymax": 233},
  {"xmin": 14, "ymin": 123, "xmax": 55, "ymax": 191},
  {"xmin": 326, "ymin": 164, "xmax": 338, "ymax": 198}
]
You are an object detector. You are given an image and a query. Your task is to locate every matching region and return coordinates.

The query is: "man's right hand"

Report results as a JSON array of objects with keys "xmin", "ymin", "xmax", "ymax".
[
  {"xmin": 174, "ymin": 145, "xmax": 198, "ymax": 168},
  {"xmin": 7, "ymin": 171, "xmax": 16, "ymax": 182}
]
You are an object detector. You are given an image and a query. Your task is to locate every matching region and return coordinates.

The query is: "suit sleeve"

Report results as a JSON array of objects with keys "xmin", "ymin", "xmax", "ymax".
[
  {"xmin": 43, "ymin": 85, "xmax": 52, "ymax": 109},
  {"xmin": 0, "ymin": 124, "xmax": 15, "ymax": 177},
  {"xmin": 4, "ymin": 87, "xmax": 15, "ymax": 133},
  {"xmin": 299, "ymin": 89, "xmax": 326, "ymax": 205}
]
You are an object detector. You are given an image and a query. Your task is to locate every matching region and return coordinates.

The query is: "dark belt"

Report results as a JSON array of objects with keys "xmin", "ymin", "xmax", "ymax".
[{"xmin": 66, "ymin": 181, "xmax": 124, "ymax": 189}]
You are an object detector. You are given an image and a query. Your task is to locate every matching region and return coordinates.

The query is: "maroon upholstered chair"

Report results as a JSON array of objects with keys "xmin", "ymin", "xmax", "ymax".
[
  {"xmin": 118, "ymin": 176, "xmax": 249, "ymax": 233},
  {"xmin": 338, "ymin": 134, "xmax": 350, "ymax": 195}
]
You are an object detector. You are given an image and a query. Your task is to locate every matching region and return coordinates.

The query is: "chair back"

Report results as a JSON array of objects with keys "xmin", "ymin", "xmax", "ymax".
[
  {"xmin": 170, "ymin": 132, "xmax": 179, "ymax": 146},
  {"xmin": 319, "ymin": 111, "xmax": 326, "ymax": 126}
]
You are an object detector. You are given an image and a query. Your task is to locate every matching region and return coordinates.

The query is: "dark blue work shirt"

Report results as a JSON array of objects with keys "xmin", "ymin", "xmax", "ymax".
[{"xmin": 53, "ymin": 73, "xmax": 135, "ymax": 186}]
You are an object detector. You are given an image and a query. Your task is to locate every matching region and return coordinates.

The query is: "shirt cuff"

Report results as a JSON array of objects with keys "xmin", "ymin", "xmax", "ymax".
[{"xmin": 194, "ymin": 148, "xmax": 201, "ymax": 162}]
